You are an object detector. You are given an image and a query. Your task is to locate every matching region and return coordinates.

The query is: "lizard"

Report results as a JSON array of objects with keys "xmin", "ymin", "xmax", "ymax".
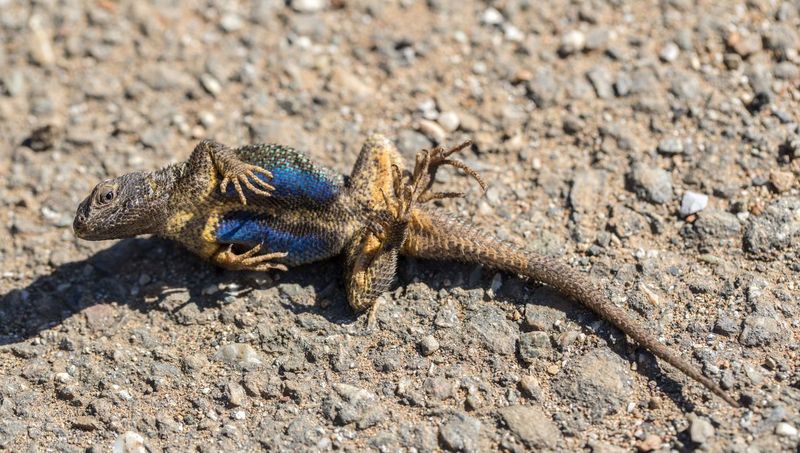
[{"xmin": 73, "ymin": 134, "xmax": 739, "ymax": 407}]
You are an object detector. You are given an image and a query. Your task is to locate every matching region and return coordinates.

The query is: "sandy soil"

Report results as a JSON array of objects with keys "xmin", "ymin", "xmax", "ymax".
[{"xmin": 1, "ymin": 0, "xmax": 799, "ymax": 451}]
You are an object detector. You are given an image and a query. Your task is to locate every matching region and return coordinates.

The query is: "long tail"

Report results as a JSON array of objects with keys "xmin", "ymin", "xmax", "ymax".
[{"xmin": 404, "ymin": 207, "xmax": 739, "ymax": 407}]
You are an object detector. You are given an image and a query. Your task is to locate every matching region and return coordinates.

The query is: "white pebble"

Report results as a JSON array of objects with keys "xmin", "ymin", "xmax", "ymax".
[
  {"xmin": 199, "ymin": 74, "xmax": 221, "ymax": 96},
  {"xmin": 417, "ymin": 98, "xmax": 438, "ymax": 119},
  {"xmin": 680, "ymin": 191, "xmax": 708, "ymax": 217},
  {"xmin": 113, "ymin": 432, "xmax": 146, "ymax": 453},
  {"xmin": 291, "ymin": 0, "xmax": 326, "ymax": 13},
  {"xmin": 418, "ymin": 119, "xmax": 446, "ymax": 144},
  {"xmin": 776, "ymin": 422, "xmax": 798, "ymax": 437},
  {"xmin": 220, "ymin": 13, "xmax": 243, "ymax": 32},
  {"xmin": 559, "ymin": 30, "xmax": 586, "ymax": 55},
  {"xmin": 438, "ymin": 111, "xmax": 461, "ymax": 132},
  {"xmin": 504, "ymin": 24, "xmax": 524, "ymax": 42},
  {"xmin": 199, "ymin": 111, "xmax": 216, "ymax": 128},
  {"xmin": 28, "ymin": 14, "xmax": 56, "ymax": 67},
  {"xmin": 660, "ymin": 42, "xmax": 680, "ymax": 62},
  {"xmin": 294, "ymin": 36, "xmax": 312, "ymax": 49},
  {"xmin": 481, "ymin": 7, "xmax": 504, "ymax": 25},
  {"xmin": 490, "ymin": 273, "xmax": 503, "ymax": 293},
  {"xmin": 55, "ymin": 372, "xmax": 71, "ymax": 383},
  {"xmin": 214, "ymin": 343, "xmax": 263, "ymax": 367}
]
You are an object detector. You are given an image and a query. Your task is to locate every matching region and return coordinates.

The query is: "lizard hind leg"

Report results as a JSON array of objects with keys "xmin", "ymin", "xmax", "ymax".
[
  {"xmin": 347, "ymin": 134, "xmax": 407, "ymax": 211},
  {"xmin": 343, "ymin": 216, "xmax": 407, "ymax": 321},
  {"xmin": 343, "ymin": 135, "xmax": 417, "ymax": 324},
  {"xmin": 407, "ymin": 140, "xmax": 486, "ymax": 205}
]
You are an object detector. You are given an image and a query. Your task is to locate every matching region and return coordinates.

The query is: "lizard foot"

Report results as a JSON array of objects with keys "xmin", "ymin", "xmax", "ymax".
[
  {"xmin": 214, "ymin": 244, "xmax": 289, "ymax": 272},
  {"xmin": 402, "ymin": 140, "xmax": 486, "ymax": 206},
  {"xmin": 365, "ymin": 295, "xmax": 384, "ymax": 332},
  {"xmin": 217, "ymin": 160, "xmax": 275, "ymax": 205}
]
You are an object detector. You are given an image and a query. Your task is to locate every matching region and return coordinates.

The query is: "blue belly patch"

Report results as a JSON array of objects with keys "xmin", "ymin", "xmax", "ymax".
[
  {"xmin": 269, "ymin": 166, "xmax": 339, "ymax": 201},
  {"xmin": 224, "ymin": 165, "xmax": 340, "ymax": 203},
  {"xmin": 215, "ymin": 211, "xmax": 330, "ymax": 264}
]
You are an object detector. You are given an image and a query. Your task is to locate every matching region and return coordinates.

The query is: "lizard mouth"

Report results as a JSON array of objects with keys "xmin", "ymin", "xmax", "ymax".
[
  {"xmin": 73, "ymin": 197, "xmax": 96, "ymax": 239},
  {"xmin": 72, "ymin": 218, "xmax": 111, "ymax": 241},
  {"xmin": 72, "ymin": 215, "xmax": 91, "ymax": 239}
]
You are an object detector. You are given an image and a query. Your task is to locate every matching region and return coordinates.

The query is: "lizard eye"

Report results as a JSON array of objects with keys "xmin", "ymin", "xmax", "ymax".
[{"xmin": 95, "ymin": 186, "xmax": 115, "ymax": 205}]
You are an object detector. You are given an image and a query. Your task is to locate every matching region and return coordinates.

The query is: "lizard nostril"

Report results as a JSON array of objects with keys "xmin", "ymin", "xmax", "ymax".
[{"xmin": 73, "ymin": 213, "xmax": 87, "ymax": 230}]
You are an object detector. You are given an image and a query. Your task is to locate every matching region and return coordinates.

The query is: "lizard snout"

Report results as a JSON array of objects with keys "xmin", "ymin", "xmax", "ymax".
[{"xmin": 72, "ymin": 197, "xmax": 94, "ymax": 239}]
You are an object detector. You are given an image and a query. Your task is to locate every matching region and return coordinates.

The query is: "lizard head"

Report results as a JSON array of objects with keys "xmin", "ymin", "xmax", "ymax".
[{"xmin": 74, "ymin": 171, "xmax": 167, "ymax": 240}]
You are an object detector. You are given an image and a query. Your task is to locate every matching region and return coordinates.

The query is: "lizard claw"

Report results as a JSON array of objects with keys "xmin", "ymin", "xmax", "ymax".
[
  {"xmin": 219, "ymin": 163, "xmax": 275, "ymax": 205},
  {"xmin": 215, "ymin": 243, "xmax": 288, "ymax": 272},
  {"xmin": 414, "ymin": 140, "xmax": 486, "ymax": 194},
  {"xmin": 386, "ymin": 140, "xmax": 485, "ymax": 216}
]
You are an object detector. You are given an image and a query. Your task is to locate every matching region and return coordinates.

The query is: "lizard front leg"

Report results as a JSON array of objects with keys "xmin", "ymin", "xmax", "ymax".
[
  {"xmin": 191, "ymin": 140, "xmax": 276, "ymax": 205},
  {"xmin": 211, "ymin": 243, "xmax": 289, "ymax": 272}
]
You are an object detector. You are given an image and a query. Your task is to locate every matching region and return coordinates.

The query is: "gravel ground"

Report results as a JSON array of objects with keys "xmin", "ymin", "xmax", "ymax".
[{"xmin": 1, "ymin": 0, "xmax": 799, "ymax": 451}]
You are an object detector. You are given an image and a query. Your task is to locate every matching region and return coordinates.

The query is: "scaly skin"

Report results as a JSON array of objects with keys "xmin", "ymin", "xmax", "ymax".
[{"xmin": 73, "ymin": 134, "xmax": 739, "ymax": 407}]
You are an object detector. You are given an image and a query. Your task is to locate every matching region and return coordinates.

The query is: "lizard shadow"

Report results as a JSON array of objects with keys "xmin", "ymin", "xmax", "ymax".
[
  {"xmin": 0, "ymin": 237, "xmax": 358, "ymax": 346},
  {"xmin": 0, "ymin": 238, "xmax": 214, "ymax": 345},
  {"xmin": 1, "ymin": 238, "xmax": 697, "ymax": 413}
]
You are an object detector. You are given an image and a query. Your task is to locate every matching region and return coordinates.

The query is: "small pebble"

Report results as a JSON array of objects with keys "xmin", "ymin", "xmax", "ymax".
[
  {"xmin": 769, "ymin": 170, "xmax": 795, "ymax": 193},
  {"xmin": 219, "ymin": 13, "xmax": 243, "ymax": 32},
  {"xmin": 775, "ymin": 422, "xmax": 798, "ymax": 437},
  {"xmin": 680, "ymin": 191, "xmax": 709, "ymax": 217},
  {"xmin": 418, "ymin": 335, "xmax": 440, "ymax": 356},
  {"xmin": 28, "ymin": 14, "xmax": 56, "ymax": 67},
  {"xmin": 113, "ymin": 431, "xmax": 146, "ymax": 453},
  {"xmin": 291, "ymin": 0, "xmax": 327, "ymax": 13},
  {"xmin": 481, "ymin": 7, "xmax": 504, "ymax": 25},
  {"xmin": 689, "ymin": 415, "xmax": 715, "ymax": 444},
  {"xmin": 637, "ymin": 434, "xmax": 662, "ymax": 452},
  {"xmin": 214, "ymin": 343, "xmax": 263, "ymax": 367},
  {"xmin": 418, "ymin": 119, "xmax": 447, "ymax": 144},
  {"xmin": 504, "ymin": 24, "xmax": 524, "ymax": 42},
  {"xmin": 226, "ymin": 382, "xmax": 247, "ymax": 407},
  {"xmin": 630, "ymin": 163, "xmax": 673, "ymax": 204},
  {"xmin": 518, "ymin": 375, "xmax": 542, "ymax": 399},
  {"xmin": 438, "ymin": 111, "xmax": 461, "ymax": 132},
  {"xmin": 439, "ymin": 412, "xmax": 481, "ymax": 452},
  {"xmin": 727, "ymin": 31, "xmax": 762, "ymax": 57},
  {"xmin": 200, "ymin": 74, "xmax": 222, "ymax": 96},
  {"xmin": 657, "ymin": 138, "xmax": 684, "ymax": 155},
  {"xmin": 199, "ymin": 111, "xmax": 216, "ymax": 128},
  {"xmin": 55, "ymin": 372, "xmax": 71, "ymax": 383},
  {"xmin": 659, "ymin": 42, "xmax": 680, "ymax": 62},
  {"xmin": 559, "ymin": 30, "xmax": 586, "ymax": 56}
]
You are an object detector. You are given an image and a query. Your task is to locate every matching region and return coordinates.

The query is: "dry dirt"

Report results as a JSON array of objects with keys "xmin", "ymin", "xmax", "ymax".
[{"xmin": 1, "ymin": 0, "xmax": 799, "ymax": 451}]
